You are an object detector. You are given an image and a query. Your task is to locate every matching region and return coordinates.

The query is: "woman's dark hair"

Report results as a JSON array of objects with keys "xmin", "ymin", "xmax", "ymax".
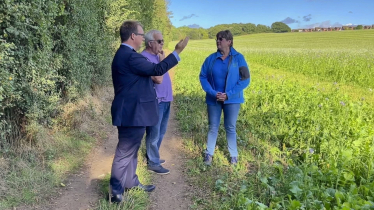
[
  {"xmin": 216, "ymin": 30, "xmax": 233, "ymax": 47},
  {"xmin": 120, "ymin": 20, "xmax": 143, "ymax": 42}
]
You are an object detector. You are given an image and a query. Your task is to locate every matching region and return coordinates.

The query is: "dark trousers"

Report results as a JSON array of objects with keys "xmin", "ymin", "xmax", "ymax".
[{"xmin": 110, "ymin": 126, "xmax": 145, "ymax": 195}]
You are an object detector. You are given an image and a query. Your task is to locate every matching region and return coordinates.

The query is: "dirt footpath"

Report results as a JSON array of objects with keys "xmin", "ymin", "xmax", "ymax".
[
  {"xmin": 148, "ymin": 105, "xmax": 193, "ymax": 210},
  {"xmin": 32, "ymin": 127, "xmax": 117, "ymax": 210},
  {"xmin": 21, "ymin": 106, "xmax": 192, "ymax": 210}
]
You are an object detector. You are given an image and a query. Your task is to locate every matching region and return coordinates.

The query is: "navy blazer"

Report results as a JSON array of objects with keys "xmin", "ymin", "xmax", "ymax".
[{"xmin": 111, "ymin": 45, "xmax": 178, "ymax": 126}]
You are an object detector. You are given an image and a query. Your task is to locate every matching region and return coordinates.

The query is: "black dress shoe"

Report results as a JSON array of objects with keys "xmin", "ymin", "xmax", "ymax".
[
  {"xmin": 137, "ymin": 183, "xmax": 156, "ymax": 192},
  {"xmin": 109, "ymin": 193, "xmax": 123, "ymax": 203}
]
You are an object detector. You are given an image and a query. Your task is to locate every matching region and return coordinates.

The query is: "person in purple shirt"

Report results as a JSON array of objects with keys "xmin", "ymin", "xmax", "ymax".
[{"xmin": 141, "ymin": 30, "xmax": 172, "ymax": 175}]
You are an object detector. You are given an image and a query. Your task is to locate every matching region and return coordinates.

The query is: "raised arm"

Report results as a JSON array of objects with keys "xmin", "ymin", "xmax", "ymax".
[{"xmin": 129, "ymin": 37, "xmax": 189, "ymax": 76}]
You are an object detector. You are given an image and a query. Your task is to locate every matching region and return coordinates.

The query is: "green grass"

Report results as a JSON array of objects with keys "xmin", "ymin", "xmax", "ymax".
[
  {"xmin": 186, "ymin": 30, "xmax": 374, "ymax": 50},
  {"xmin": 179, "ymin": 30, "xmax": 374, "ymax": 89},
  {"xmin": 0, "ymin": 88, "xmax": 113, "ymax": 209},
  {"xmin": 170, "ymin": 30, "xmax": 374, "ymax": 209}
]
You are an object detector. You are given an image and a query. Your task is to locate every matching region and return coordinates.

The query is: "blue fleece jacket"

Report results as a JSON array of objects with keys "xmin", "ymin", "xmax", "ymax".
[{"xmin": 199, "ymin": 47, "xmax": 250, "ymax": 105}]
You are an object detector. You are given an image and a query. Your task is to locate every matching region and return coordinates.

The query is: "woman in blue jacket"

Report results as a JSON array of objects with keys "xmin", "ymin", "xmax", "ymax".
[{"xmin": 199, "ymin": 30, "xmax": 250, "ymax": 165}]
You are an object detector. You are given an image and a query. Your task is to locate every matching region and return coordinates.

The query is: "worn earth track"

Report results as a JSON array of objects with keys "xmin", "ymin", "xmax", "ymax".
[
  {"xmin": 16, "ymin": 126, "xmax": 117, "ymax": 210},
  {"xmin": 38, "ymin": 108, "xmax": 193, "ymax": 210},
  {"xmin": 17, "ymin": 107, "xmax": 192, "ymax": 210},
  {"xmin": 148, "ymin": 105, "xmax": 193, "ymax": 210}
]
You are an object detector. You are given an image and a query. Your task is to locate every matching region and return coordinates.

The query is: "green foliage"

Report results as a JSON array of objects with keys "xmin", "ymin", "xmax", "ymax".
[
  {"xmin": 0, "ymin": 0, "xmax": 172, "ymax": 207},
  {"xmin": 105, "ymin": 0, "xmax": 135, "ymax": 36},
  {"xmin": 173, "ymin": 26, "xmax": 209, "ymax": 40},
  {"xmin": 126, "ymin": 0, "xmax": 173, "ymax": 44},
  {"xmin": 0, "ymin": 88, "xmax": 113, "ymax": 208},
  {"xmin": 170, "ymin": 30, "xmax": 374, "ymax": 209},
  {"xmin": 1, "ymin": 0, "xmax": 174, "ymax": 149},
  {"xmin": 150, "ymin": 0, "xmax": 174, "ymax": 44},
  {"xmin": 1, "ymin": 0, "xmax": 69, "ymax": 147},
  {"xmin": 172, "ymin": 22, "xmax": 273, "ymax": 41},
  {"xmin": 256, "ymin": 24, "xmax": 273, "ymax": 33},
  {"xmin": 356, "ymin": 25, "xmax": 363, "ymax": 30},
  {"xmin": 126, "ymin": 0, "xmax": 155, "ymax": 32},
  {"xmin": 271, "ymin": 22, "xmax": 291, "ymax": 33},
  {"xmin": 207, "ymin": 23, "xmax": 268, "ymax": 38}
]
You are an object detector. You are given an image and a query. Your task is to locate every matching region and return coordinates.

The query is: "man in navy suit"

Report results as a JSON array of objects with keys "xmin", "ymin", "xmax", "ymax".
[{"xmin": 109, "ymin": 20, "xmax": 189, "ymax": 203}]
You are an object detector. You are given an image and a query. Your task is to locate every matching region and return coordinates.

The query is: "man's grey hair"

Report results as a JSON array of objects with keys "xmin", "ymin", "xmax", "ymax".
[{"xmin": 144, "ymin": 30, "xmax": 162, "ymax": 47}]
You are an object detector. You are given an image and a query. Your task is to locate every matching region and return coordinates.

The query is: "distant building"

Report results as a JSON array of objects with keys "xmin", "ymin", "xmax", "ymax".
[
  {"xmin": 342, "ymin": 26, "xmax": 354, "ymax": 30},
  {"xmin": 304, "ymin": 28, "xmax": 314, "ymax": 32},
  {"xmin": 290, "ymin": 24, "xmax": 365, "ymax": 33}
]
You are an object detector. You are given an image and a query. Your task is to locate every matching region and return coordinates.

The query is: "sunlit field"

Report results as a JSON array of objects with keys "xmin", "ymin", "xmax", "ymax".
[{"xmin": 169, "ymin": 30, "xmax": 374, "ymax": 209}]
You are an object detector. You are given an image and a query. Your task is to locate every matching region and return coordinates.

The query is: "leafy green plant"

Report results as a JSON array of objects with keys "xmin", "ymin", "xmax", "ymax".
[{"xmin": 171, "ymin": 30, "xmax": 374, "ymax": 209}]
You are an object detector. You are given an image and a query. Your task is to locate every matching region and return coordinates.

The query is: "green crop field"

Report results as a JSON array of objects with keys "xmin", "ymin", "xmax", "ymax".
[{"xmin": 169, "ymin": 30, "xmax": 374, "ymax": 209}]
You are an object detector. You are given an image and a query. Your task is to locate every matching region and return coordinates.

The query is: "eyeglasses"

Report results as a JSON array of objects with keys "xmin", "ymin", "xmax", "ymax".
[
  {"xmin": 134, "ymin": 33, "xmax": 144, "ymax": 37},
  {"xmin": 216, "ymin": 37, "xmax": 225, "ymax": 41},
  {"xmin": 151, "ymin": 39, "xmax": 164, "ymax": 44}
]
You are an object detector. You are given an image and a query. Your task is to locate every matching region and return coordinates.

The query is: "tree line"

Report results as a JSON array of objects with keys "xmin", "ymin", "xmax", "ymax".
[{"xmin": 171, "ymin": 22, "xmax": 291, "ymax": 40}]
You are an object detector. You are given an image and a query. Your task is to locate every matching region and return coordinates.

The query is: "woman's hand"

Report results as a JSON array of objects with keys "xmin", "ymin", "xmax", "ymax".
[{"xmin": 216, "ymin": 92, "xmax": 227, "ymax": 101}]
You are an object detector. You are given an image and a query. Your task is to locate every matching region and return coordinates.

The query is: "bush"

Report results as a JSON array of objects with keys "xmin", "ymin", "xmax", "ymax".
[
  {"xmin": 271, "ymin": 22, "xmax": 291, "ymax": 33},
  {"xmin": 0, "ymin": 0, "xmax": 113, "ymax": 149}
]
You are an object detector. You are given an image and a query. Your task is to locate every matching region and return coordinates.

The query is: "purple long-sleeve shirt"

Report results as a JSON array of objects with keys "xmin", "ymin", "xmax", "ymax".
[{"xmin": 141, "ymin": 50, "xmax": 173, "ymax": 103}]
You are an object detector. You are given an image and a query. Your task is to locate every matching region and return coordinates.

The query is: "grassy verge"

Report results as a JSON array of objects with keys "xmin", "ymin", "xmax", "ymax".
[
  {"xmin": 0, "ymin": 87, "xmax": 111, "ymax": 208},
  {"xmin": 0, "ymin": 86, "xmax": 148, "ymax": 209}
]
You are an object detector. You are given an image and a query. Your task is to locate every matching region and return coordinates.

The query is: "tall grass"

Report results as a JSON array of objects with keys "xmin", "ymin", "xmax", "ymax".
[{"xmin": 171, "ymin": 30, "xmax": 374, "ymax": 209}]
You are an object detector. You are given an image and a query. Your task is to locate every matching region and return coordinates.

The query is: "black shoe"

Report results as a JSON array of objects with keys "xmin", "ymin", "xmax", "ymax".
[
  {"xmin": 147, "ymin": 165, "xmax": 170, "ymax": 175},
  {"xmin": 108, "ymin": 184, "xmax": 123, "ymax": 204},
  {"xmin": 109, "ymin": 193, "xmax": 123, "ymax": 203},
  {"xmin": 137, "ymin": 183, "xmax": 156, "ymax": 192}
]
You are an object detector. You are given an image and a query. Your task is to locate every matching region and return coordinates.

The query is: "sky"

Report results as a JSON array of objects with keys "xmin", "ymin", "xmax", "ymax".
[{"xmin": 168, "ymin": 0, "xmax": 374, "ymax": 29}]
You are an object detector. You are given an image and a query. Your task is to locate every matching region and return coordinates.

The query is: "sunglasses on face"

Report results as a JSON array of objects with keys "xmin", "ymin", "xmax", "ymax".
[
  {"xmin": 151, "ymin": 39, "xmax": 164, "ymax": 44},
  {"xmin": 216, "ymin": 37, "xmax": 225, "ymax": 41}
]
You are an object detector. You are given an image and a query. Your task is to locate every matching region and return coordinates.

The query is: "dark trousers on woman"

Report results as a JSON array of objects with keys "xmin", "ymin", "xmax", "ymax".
[{"xmin": 110, "ymin": 126, "xmax": 145, "ymax": 195}]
